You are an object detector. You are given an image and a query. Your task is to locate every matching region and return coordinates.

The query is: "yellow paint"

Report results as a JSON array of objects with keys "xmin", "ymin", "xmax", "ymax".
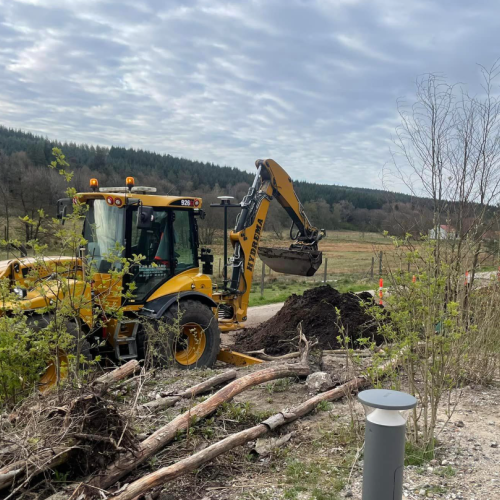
[
  {"xmin": 39, "ymin": 351, "xmax": 69, "ymax": 392},
  {"xmin": 147, "ymin": 268, "xmax": 212, "ymax": 301},
  {"xmin": 175, "ymin": 323, "xmax": 207, "ymax": 365},
  {"xmin": 76, "ymin": 192, "xmax": 203, "ymax": 209},
  {"xmin": 212, "ymin": 159, "xmax": 322, "ymax": 329},
  {"xmin": 217, "ymin": 348, "xmax": 263, "ymax": 366}
]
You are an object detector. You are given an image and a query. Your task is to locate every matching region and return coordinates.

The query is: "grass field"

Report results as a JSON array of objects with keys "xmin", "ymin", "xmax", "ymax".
[
  {"xmin": 2, "ymin": 228, "xmax": 497, "ymax": 306},
  {"xmin": 209, "ymin": 230, "xmax": 391, "ymax": 305}
]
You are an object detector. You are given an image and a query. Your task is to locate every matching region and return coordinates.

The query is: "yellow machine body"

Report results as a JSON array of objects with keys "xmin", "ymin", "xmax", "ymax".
[{"xmin": 1, "ymin": 160, "xmax": 323, "ymax": 378}]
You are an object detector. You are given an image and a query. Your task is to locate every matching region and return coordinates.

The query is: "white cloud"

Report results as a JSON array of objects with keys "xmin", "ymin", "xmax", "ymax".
[{"xmin": 0, "ymin": 0, "xmax": 499, "ymax": 191}]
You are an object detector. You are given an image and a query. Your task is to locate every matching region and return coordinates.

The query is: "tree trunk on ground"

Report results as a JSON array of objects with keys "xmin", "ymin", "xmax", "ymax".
[
  {"xmin": 140, "ymin": 370, "xmax": 237, "ymax": 412},
  {"xmin": 88, "ymin": 363, "xmax": 311, "ymax": 491},
  {"xmin": 109, "ymin": 376, "xmax": 370, "ymax": 500},
  {"xmin": 92, "ymin": 360, "xmax": 140, "ymax": 396}
]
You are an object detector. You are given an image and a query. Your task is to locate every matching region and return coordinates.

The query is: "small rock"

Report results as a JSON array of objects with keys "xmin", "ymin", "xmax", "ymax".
[
  {"xmin": 430, "ymin": 459, "xmax": 438, "ymax": 465},
  {"xmin": 306, "ymin": 372, "xmax": 334, "ymax": 393},
  {"xmin": 344, "ymin": 491, "xmax": 353, "ymax": 498},
  {"xmin": 488, "ymin": 421, "xmax": 495, "ymax": 426},
  {"xmin": 419, "ymin": 489, "xmax": 426, "ymax": 495},
  {"xmin": 454, "ymin": 420, "xmax": 465, "ymax": 428},
  {"xmin": 491, "ymin": 442, "xmax": 498, "ymax": 448},
  {"xmin": 441, "ymin": 459, "xmax": 449, "ymax": 466}
]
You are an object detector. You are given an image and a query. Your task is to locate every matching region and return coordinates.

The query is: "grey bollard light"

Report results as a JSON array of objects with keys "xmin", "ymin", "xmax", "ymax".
[{"xmin": 358, "ymin": 389, "xmax": 417, "ymax": 500}]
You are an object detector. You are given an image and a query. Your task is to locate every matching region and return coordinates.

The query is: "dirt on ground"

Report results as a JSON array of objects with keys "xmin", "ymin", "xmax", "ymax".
[
  {"xmin": 140, "ymin": 362, "xmax": 499, "ymax": 500},
  {"xmin": 235, "ymin": 285, "xmax": 383, "ymax": 355}
]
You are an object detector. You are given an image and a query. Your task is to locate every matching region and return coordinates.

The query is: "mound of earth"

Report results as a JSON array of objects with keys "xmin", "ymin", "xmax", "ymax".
[{"xmin": 236, "ymin": 285, "xmax": 383, "ymax": 355}]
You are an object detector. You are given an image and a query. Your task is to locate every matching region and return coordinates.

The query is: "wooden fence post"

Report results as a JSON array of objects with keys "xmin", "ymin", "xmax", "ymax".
[
  {"xmin": 370, "ymin": 256, "xmax": 374, "ymax": 279},
  {"xmin": 379, "ymin": 251, "xmax": 383, "ymax": 276}
]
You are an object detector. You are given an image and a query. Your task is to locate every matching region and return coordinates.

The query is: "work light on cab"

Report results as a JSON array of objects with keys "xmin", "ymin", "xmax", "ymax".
[
  {"xmin": 126, "ymin": 176, "xmax": 135, "ymax": 190},
  {"xmin": 90, "ymin": 178, "xmax": 99, "ymax": 192}
]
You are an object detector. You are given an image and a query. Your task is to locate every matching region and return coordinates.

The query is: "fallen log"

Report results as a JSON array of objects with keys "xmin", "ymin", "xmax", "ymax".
[
  {"xmin": 245, "ymin": 349, "xmax": 374, "ymax": 361},
  {"xmin": 0, "ymin": 360, "xmax": 141, "ymax": 494},
  {"xmin": 140, "ymin": 370, "xmax": 237, "ymax": 412},
  {"xmin": 92, "ymin": 360, "xmax": 141, "ymax": 395},
  {"xmin": 84, "ymin": 328, "xmax": 313, "ymax": 495},
  {"xmin": 108, "ymin": 351, "xmax": 404, "ymax": 500},
  {"xmin": 88, "ymin": 362, "xmax": 311, "ymax": 492},
  {"xmin": 0, "ymin": 448, "xmax": 73, "ymax": 499},
  {"xmin": 109, "ymin": 373, "xmax": 384, "ymax": 500}
]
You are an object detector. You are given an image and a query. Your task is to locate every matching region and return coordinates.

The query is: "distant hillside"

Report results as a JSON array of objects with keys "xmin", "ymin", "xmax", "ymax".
[
  {"xmin": 0, "ymin": 125, "xmax": 414, "ymax": 210},
  {"xmin": 0, "ymin": 125, "xmax": 434, "ymax": 243}
]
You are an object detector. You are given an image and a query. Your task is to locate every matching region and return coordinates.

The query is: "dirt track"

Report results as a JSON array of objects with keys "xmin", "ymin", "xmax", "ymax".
[{"xmin": 245, "ymin": 302, "xmax": 284, "ymax": 328}]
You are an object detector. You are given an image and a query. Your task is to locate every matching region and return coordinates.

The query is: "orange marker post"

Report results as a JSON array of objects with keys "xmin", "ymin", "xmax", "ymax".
[
  {"xmin": 379, "ymin": 278, "xmax": 383, "ymax": 305},
  {"xmin": 465, "ymin": 271, "xmax": 469, "ymax": 286},
  {"xmin": 412, "ymin": 275, "xmax": 416, "ymax": 283}
]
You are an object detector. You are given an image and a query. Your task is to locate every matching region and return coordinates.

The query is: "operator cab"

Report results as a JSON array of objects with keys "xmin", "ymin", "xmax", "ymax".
[{"xmin": 76, "ymin": 177, "xmax": 201, "ymax": 303}]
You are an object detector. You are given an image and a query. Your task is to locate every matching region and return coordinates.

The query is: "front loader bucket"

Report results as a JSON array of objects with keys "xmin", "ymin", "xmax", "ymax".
[{"xmin": 258, "ymin": 247, "xmax": 323, "ymax": 277}]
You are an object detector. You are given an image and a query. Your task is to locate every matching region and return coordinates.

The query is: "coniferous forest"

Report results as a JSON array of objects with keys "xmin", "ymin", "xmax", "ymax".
[{"xmin": 0, "ymin": 125, "xmax": 435, "ymax": 245}]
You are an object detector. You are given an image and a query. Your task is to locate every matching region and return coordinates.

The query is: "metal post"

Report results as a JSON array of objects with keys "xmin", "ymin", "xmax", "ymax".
[
  {"xmin": 210, "ymin": 196, "xmax": 236, "ymax": 291},
  {"xmin": 323, "ymin": 258, "xmax": 328, "ymax": 283},
  {"xmin": 260, "ymin": 261, "xmax": 265, "ymax": 297},
  {"xmin": 371, "ymin": 256, "xmax": 374, "ymax": 279},
  {"xmin": 379, "ymin": 251, "xmax": 383, "ymax": 276},
  {"xmin": 223, "ymin": 203, "xmax": 228, "ymax": 288},
  {"xmin": 358, "ymin": 389, "xmax": 417, "ymax": 500}
]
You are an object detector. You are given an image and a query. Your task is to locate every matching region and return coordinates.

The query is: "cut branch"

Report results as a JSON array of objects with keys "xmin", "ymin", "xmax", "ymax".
[
  {"xmin": 109, "ymin": 355, "xmax": 400, "ymax": 500},
  {"xmin": 87, "ymin": 362, "xmax": 311, "ymax": 491},
  {"xmin": 245, "ymin": 349, "xmax": 374, "ymax": 361},
  {"xmin": 92, "ymin": 360, "xmax": 140, "ymax": 395},
  {"xmin": 140, "ymin": 370, "xmax": 237, "ymax": 412},
  {"xmin": 0, "ymin": 361, "xmax": 141, "ymax": 493}
]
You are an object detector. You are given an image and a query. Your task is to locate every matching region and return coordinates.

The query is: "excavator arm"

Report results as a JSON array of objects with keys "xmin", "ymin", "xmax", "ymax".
[{"xmin": 217, "ymin": 159, "xmax": 324, "ymax": 328}]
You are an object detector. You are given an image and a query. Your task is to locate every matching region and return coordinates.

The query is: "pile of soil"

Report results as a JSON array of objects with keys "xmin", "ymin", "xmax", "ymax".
[{"xmin": 236, "ymin": 285, "xmax": 383, "ymax": 355}]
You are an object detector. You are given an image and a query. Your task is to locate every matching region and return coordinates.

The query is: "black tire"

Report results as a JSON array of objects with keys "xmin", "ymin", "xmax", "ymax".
[
  {"xmin": 145, "ymin": 300, "xmax": 220, "ymax": 370},
  {"xmin": 27, "ymin": 314, "xmax": 92, "ymax": 390},
  {"xmin": 27, "ymin": 314, "xmax": 92, "ymax": 361}
]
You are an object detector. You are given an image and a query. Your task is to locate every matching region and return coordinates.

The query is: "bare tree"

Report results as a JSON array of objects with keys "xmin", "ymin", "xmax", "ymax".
[
  {"xmin": 379, "ymin": 63, "xmax": 500, "ymax": 447},
  {"xmin": 391, "ymin": 63, "xmax": 500, "ymax": 287}
]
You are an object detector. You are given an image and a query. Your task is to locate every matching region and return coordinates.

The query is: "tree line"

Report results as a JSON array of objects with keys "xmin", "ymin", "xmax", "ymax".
[{"xmin": 0, "ymin": 125, "xmax": 450, "ymax": 246}]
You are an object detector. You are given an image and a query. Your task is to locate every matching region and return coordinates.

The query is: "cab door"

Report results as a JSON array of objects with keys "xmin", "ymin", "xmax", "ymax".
[{"xmin": 125, "ymin": 208, "xmax": 199, "ymax": 304}]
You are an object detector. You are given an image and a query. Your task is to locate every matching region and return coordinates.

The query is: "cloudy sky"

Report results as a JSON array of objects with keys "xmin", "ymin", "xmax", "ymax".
[{"xmin": 0, "ymin": 0, "xmax": 498, "ymax": 190}]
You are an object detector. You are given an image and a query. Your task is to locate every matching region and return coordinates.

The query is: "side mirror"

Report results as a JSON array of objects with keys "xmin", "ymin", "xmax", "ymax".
[
  {"xmin": 57, "ymin": 198, "xmax": 72, "ymax": 220},
  {"xmin": 137, "ymin": 206, "xmax": 154, "ymax": 229}
]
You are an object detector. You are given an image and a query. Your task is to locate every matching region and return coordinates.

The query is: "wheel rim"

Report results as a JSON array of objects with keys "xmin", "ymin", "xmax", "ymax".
[
  {"xmin": 175, "ymin": 323, "xmax": 207, "ymax": 366},
  {"xmin": 39, "ymin": 352, "xmax": 69, "ymax": 392}
]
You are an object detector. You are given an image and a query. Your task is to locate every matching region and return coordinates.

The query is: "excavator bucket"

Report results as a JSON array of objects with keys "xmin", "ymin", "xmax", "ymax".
[{"xmin": 258, "ymin": 247, "xmax": 323, "ymax": 277}]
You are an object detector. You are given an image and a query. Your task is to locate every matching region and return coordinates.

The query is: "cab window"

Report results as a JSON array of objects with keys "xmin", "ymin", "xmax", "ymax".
[
  {"xmin": 128, "ymin": 209, "xmax": 197, "ymax": 302},
  {"xmin": 129, "ymin": 210, "xmax": 170, "ymax": 302},
  {"xmin": 172, "ymin": 209, "xmax": 197, "ymax": 273}
]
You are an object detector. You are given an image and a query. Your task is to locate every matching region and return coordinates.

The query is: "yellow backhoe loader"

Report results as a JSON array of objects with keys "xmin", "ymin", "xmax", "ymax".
[{"xmin": 0, "ymin": 159, "xmax": 324, "ymax": 385}]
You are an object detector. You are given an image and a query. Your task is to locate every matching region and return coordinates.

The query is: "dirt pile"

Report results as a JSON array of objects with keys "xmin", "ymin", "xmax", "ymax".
[{"xmin": 236, "ymin": 285, "xmax": 383, "ymax": 355}]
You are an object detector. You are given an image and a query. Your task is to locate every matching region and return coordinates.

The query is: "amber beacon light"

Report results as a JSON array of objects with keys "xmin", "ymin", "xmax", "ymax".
[
  {"xmin": 90, "ymin": 178, "xmax": 99, "ymax": 192},
  {"xmin": 126, "ymin": 177, "xmax": 135, "ymax": 190}
]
